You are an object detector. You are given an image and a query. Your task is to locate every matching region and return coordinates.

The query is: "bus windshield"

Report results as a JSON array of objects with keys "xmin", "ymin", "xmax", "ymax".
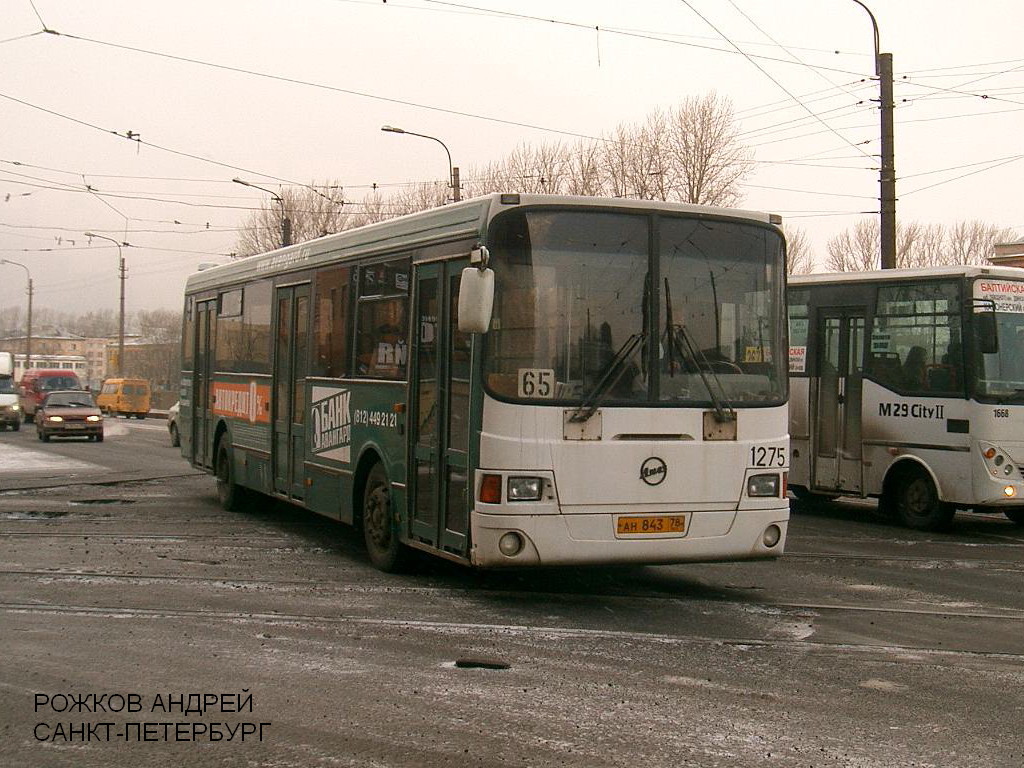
[
  {"xmin": 483, "ymin": 209, "xmax": 786, "ymax": 407},
  {"xmin": 974, "ymin": 278, "xmax": 1024, "ymax": 403}
]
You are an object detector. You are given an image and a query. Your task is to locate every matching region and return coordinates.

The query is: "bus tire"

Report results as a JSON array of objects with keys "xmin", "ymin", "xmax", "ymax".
[
  {"xmin": 169, "ymin": 423, "xmax": 180, "ymax": 447},
  {"xmin": 1004, "ymin": 508, "xmax": 1024, "ymax": 525},
  {"xmin": 215, "ymin": 440, "xmax": 246, "ymax": 512},
  {"xmin": 362, "ymin": 462, "xmax": 411, "ymax": 573},
  {"xmin": 790, "ymin": 485, "xmax": 839, "ymax": 504},
  {"xmin": 11, "ymin": 420, "xmax": 18, "ymax": 432},
  {"xmin": 888, "ymin": 467, "xmax": 954, "ymax": 531}
]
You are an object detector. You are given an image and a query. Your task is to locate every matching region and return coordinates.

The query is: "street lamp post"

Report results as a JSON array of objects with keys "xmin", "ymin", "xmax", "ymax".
[
  {"xmin": 84, "ymin": 232, "xmax": 129, "ymax": 377},
  {"xmin": 233, "ymin": 178, "xmax": 291, "ymax": 247},
  {"xmin": 0, "ymin": 259, "xmax": 33, "ymax": 374},
  {"xmin": 381, "ymin": 125, "xmax": 461, "ymax": 202},
  {"xmin": 851, "ymin": 0, "xmax": 897, "ymax": 270}
]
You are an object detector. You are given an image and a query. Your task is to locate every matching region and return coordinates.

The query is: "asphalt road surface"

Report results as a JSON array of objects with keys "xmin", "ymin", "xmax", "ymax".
[{"xmin": 1, "ymin": 421, "xmax": 1022, "ymax": 767}]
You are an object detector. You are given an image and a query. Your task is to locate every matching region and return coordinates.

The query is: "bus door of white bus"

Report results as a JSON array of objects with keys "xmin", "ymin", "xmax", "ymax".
[
  {"xmin": 409, "ymin": 261, "xmax": 471, "ymax": 558},
  {"xmin": 273, "ymin": 283, "xmax": 310, "ymax": 500},
  {"xmin": 813, "ymin": 307, "xmax": 866, "ymax": 493},
  {"xmin": 192, "ymin": 298, "xmax": 217, "ymax": 470}
]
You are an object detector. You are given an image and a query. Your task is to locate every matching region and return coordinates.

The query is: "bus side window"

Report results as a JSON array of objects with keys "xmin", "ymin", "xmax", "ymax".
[
  {"xmin": 354, "ymin": 258, "xmax": 410, "ymax": 380},
  {"xmin": 313, "ymin": 265, "xmax": 351, "ymax": 378}
]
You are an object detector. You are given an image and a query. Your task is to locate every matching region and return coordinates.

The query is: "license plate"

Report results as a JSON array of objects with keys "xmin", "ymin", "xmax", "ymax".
[
  {"xmin": 616, "ymin": 515, "xmax": 688, "ymax": 536},
  {"xmin": 65, "ymin": 423, "xmax": 84, "ymax": 429}
]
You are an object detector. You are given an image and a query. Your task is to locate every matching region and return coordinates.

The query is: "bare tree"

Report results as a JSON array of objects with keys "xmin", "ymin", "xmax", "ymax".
[
  {"xmin": 235, "ymin": 93, "xmax": 757, "ymax": 250},
  {"xmin": 134, "ymin": 309, "xmax": 181, "ymax": 344},
  {"xmin": 466, "ymin": 91, "xmax": 752, "ymax": 206},
  {"xmin": 826, "ymin": 220, "xmax": 879, "ymax": 272},
  {"xmin": 826, "ymin": 218, "xmax": 1020, "ymax": 272},
  {"xmin": 235, "ymin": 180, "xmax": 350, "ymax": 258},
  {"xmin": 562, "ymin": 139, "xmax": 604, "ymax": 197},
  {"xmin": 665, "ymin": 93, "xmax": 753, "ymax": 207},
  {"xmin": 946, "ymin": 221, "xmax": 1017, "ymax": 266},
  {"xmin": 784, "ymin": 226, "xmax": 814, "ymax": 275}
]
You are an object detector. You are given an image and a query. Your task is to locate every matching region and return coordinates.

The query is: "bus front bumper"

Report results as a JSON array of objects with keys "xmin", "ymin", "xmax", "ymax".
[{"xmin": 468, "ymin": 506, "xmax": 789, "ymax": 568}]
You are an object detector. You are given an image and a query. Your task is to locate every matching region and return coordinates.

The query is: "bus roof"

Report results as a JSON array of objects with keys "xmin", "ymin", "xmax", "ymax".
[
  {"xmin": 789, "ymin": 264, "xmax": 1024, "ymax": 287},
  {"xmin": 186, "ymin": 193, "xmax": 781, "ymax": 293}
]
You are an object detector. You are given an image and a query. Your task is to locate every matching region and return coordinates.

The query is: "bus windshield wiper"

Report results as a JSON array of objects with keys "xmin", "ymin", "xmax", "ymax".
[
  {"xmin": 663, "ymin": 278, "xmax": 734, "ymax": 423},
  {"xmin": 568, "ymin": 331, "xmax": 645, "ymax": 423}
]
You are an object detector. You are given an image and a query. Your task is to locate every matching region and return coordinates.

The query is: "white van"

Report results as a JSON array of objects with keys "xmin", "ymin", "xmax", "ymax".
[{"xmin": 0, "ymin": 352, "xmax": 21, "ymax": 431}]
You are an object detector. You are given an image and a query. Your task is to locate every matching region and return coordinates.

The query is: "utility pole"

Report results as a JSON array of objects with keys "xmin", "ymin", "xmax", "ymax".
[
  {"xmin": 381, "ymin": 126, "xmax": 459, "ymax": 203},
  {"xmin": 1, "ymin": 259, "xmax": 33, "ymax": 373},
  {"xmin": 879, "ymin": 52, "xmax": 897, "ymax": 269},
  {"xmin": 118, "ymin": 255, "xmax": 127, "ymax": 376},
  {"xmin": 452, "ymin": 167, "xmax": 461, "ymax": 202},
  {"xmin": 852, "ymin": 1, "xmax": 897, "ymax": 269},
  {"xmin": 25, "ymin": 275, "xmax": 32, "ymax": 373},
  {"xmin": 233, "ymin": 178, "xmax": 290, "ymax": 248},
  {"xmin": 84, "ymin": 233, "xmax": 129, "ymax": 377}
]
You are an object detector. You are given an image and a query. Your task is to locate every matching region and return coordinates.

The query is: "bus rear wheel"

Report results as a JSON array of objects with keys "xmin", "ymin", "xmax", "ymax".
[
  {"xmin": 362, "ymin": 462, "xmax": 410, "ymax": 573},
  {"xmin": 215, "ymin": 441, "xmax": 246, "ymax": 512},
  {"xmin": 888, "ymin": 468, "xmax": 954, "ymax": 531},
  {"xmin": 1004, "ymin": 508, "xmax": 1024, "ymax": 525}
]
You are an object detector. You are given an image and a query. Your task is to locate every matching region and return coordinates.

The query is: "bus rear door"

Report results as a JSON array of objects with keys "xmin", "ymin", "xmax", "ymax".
[
  {"xmin": 813, "ymin": 307, "xmax": 866, "ymax": 493},
  {"xmin": 273, "ymin": 284, "xmax": 310, "ymax": 499}
]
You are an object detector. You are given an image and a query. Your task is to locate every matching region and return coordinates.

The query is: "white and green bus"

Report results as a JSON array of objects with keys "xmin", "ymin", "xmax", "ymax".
[
  {"xmin": 788, "ymin": 266, "xmax": 1024, "ymax": 530},
  {"xmin": 179, "ymin": 194, "xmax": 790, "ymax": 570}
]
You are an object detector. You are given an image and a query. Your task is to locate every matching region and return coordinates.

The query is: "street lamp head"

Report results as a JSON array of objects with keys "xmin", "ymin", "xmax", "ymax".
[
  {"xmin": 233, "ymin": 177, "xmax": 283, "ymax": 204},
  {"xmin": 381, "ymin": 125, "xmax": 405, "ymax": 134}
]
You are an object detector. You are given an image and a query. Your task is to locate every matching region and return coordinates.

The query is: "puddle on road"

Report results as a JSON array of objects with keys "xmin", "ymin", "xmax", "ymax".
[
  {"xmin": 69, "ymin": 499, "xmax": 138, "ymax": 506},
  {"xmin": 0, "ymin": 509, "xmax": 70, "ymax": 519}
]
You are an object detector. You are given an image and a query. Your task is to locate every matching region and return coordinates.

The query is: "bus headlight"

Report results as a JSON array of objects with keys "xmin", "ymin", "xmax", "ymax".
[
  {"xmin": 507, "ymin": 476, "xmax": 543, "ymax": 501},
  {"xmin": 747, "ymin": 473, "xmax": 780, "ymax": 497}
]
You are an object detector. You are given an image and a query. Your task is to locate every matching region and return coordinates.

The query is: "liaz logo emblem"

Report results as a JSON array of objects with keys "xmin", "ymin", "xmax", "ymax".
[{"xmin": 640, "ymin": 457, "xmax": 667, "ymax": 486}]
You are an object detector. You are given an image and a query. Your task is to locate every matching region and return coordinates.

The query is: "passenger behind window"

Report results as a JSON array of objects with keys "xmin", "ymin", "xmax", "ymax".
[
  {"xmin": 901, "ymin": 346, "xmax": 928, "ymax": 390},
  {"xmin": 926, "ymin": 339, "xmax": 961, "ymax": 391}
]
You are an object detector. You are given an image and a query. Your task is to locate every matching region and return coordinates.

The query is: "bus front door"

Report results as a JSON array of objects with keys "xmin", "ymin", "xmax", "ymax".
[
  {"xmin": 813, "ymin": 308, "xmax": 865, "ymax": 493},
  {"xmin": 192, "ymin": 299, "xmax": 216, "ymax": 470},
  {"xmin": 410, "ymin": 261, "xmax": 471, "ymax": 558},
  {"xmin": 273, "ymin": 284, "xmax": 310, "ymax": 499}
]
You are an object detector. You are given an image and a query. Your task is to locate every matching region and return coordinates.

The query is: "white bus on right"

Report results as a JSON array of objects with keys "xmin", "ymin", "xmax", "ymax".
[{"xmin": 788, "ymin": 266, "xmax": 1024, "ymax": 531}]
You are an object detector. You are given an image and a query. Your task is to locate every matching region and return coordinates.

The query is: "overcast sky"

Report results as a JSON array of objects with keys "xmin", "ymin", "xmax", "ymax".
[{"xmin": 1, "ymin": 0, "xmax": 1022, "ymax": 321}]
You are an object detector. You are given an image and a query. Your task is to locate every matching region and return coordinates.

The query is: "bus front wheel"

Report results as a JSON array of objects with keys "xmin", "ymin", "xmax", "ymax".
[
  {"xmin": 215, "ymin": 441, "xmax": 246, "ymax": 512},
  {"xmin": 1004, "ymin": 508, "xmax": 1024, "ymax": 525},
  {"xmin": 888, "ymin": 468, "xmax": 954, "ymax": 531},
  {"xmin": 362, "ymin": 462, "xmax": 410, "ymax": 573}
]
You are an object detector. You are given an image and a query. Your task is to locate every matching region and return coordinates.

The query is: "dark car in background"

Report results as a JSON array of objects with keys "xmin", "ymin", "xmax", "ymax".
[{"xmin": 35, "ymin": 390, "xmax": 104, "ymax": 442}]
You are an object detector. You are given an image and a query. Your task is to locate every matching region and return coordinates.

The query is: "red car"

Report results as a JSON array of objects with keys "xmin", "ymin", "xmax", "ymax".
[{"xmin": 35, "ymin": 390, "xmax": 104, "ymax": 442}]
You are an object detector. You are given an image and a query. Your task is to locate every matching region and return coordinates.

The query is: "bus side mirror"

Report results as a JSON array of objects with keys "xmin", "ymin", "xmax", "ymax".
[
  {"xmin": 458, "ymin": 266, "xmax": 494, "ymax": 334},
  {"xmin": 974, "ymin": 306, "xmax": 998, "ymax": 355}
]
